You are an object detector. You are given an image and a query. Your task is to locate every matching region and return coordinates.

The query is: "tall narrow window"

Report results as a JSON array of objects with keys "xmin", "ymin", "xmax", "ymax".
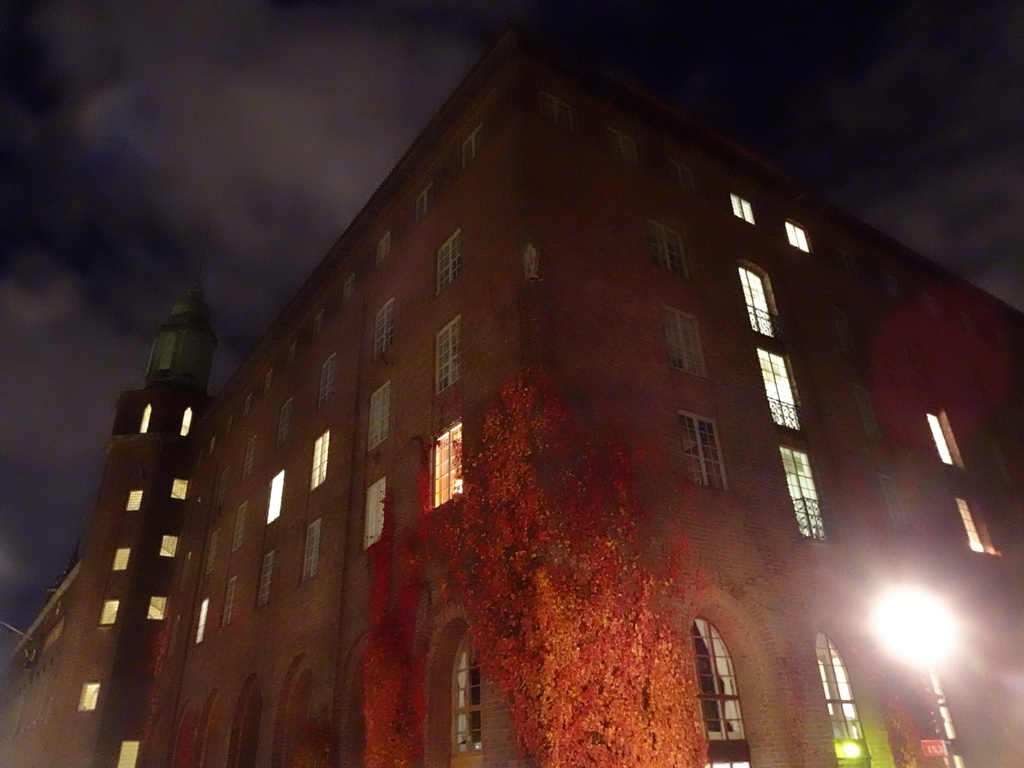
[
  {"xmin": 78, "ymin": 682, "xmax": 100, "ymax": 712},
  {"xmin": 100, "ymin": 600, "xmax": 120, "ymax": 625},
  {"xmin": 267, "ymin": 471, "xmax": 285, "ymax": 523},
  {"xmin": 277, "ymin": 399, "xmax": 294, "ymax": 446},
  {"xmin": 648, "ymin": 220, "xmax": 688, "ymax": 276},
  {"xmin": 311, "ymin": 431, "xmax": 330, "ymax": 489},
  {"xmin": 878, "ymin": 474, "xmax": 908, "ymax": 530},
  {"xmin": 928, "ymin": 669, "xmax": 959, "ymax": 741},
  {"xmin": 258, "ymin": 551, "xmax": 274, "ymax": 606},
  {"xmin": 539, "ymin": 91, "xmax": 573, "ymax": 129},
  {"xmin": 232, "ymin": 502, "xmax": 247, "ymax": 550},
  {"xmin": 180, "ymin": 407, "xmax": 193, "ymax": 437},
  {"xmin": 851, "ymin": 384, "xmax": 881, "ymax": 440},
  {"xmin": 364, "ymin": 477, "xmax": 386, "ymax": 549},
  {"xmin": 815, "ymin": 634, "xmax": 864, "ymax": 744},
  {"xmin": 287, "ymin": 341, "xmax": 297, "ymax": 365},
  {"xmin": 264, "ymin": 368, "xmax": 274, "ymax": 393},
  {"xmin": 927, "ymin": 412, "xmax": 963, "ymax": 467},
  {"xmin": 223, "ymin": 576, "xmax": 237, "ymax": 626},
  {"xmin": 342, "ymin": 274, "xmax": 355, "ymax": 303},
  {"xmin": 434, "ymin": 422, "xmax": 463, "ymax": 507},
  {"xmin": 312, "ymin": 309, "xmax": 324, "ymax": 334},
  {"xmin": 171, "ymin": 479, "xmax": 189, "ymax": 500},
  {"xmin": 692, "ymin": 618, "xmax": 747, "ymax": 753},
  {"xmin": 376, "ymin": 230, "xmax": 392, "ymax": 263},
  {"xmin": 205, "ymin": 529, "xmax": 219, "ymax": 574},
  {"xmin": 318, "ymin": 353, "xmax": 337, "ymax": 406},
  {"xmin": 664, "ymin": 307, "xmax": 706, "ymax": 376},
  {"xmin": 140, "ymin": 404, "xmax": 152, "ymax": 434},
  {"xmin": 737, "ymin": 266, "xmax": 778, "ymax": 337},
  {"xmin": 780, "ymin": 447, "xmax": 825, "ymax": 539},
  {"xmin": 757, "ymin": 350, "xmax": 800, "ymax": 429},
  {"xmin": 785, "ymin": 221, "xmax": 811, "ymax": 252},
  {"xmin": 368, "ymin": 382, "xmax": 391, "ymax": 450},
  {"xmin": 147, "ymin": 596, "xmax": 168, "ymax": 620},
  {"xmin": 116, "ymin": 741, "xmax": 140, "ymax": 768},
  {"xmin": 196, "ymin": 598, "xmax": 209, "ymax": 642},
  {"xmin": 160, "ymin": 535, "xmax": 179, "ymax": 557},
  {"xmin": 303, "ymin": 518, "xmax": 321, "ymax": 581},
  {"xmin": 126, "ymin": 490, "xmax": 144, "ymax": 511},
  {"xmin": 730, "ymin": 193, "xmax": 755, "ymax": 224},
  {"xmin": 415, "ymin": 183, "xmax": 433, "ymax": 220},
  {"xmin": 453, "ymin": 638, "xmax": 483, "ymax": 754},
  {"xmin": 678, "ymin": 413, "xmax": 726, "ymax": 489},
  {"xmin": 112, "ymin": 548, "xmax": 131, "ymax": 571},
  {"xmin": 462, "ymin": 124, "xmax": 482, "ymax": 167},
  {"xmin": 437, "ymin": 230, "xmax": 462, "ymax": 293},
  {"xmin": 244, "ymin": 393, "xmax": 252, "ymax": 415},
  {"xmin": 374, "ymin": 299, "xmax": 395, "ymax": 359},
  {"xmin": 832, "ymin": 306, "xmax": 856, "ymax": 354},
  {"xmin": 243, "ymin": 436, "xmax": 256, "ymax": 477},
  {"xmin": 216, "ymin": 467, "xmax": 230, "ymax": 507},
  {"xmin": 607, "ymin": 126, "xmax": 639, "ymax": 163},
  {"xmin": 955, "ymin": 498, "xmax": 992, "ymax": 553},
  {"xmin": 436, "ymin": 317, "xmax": 462, "ymax": 392}
]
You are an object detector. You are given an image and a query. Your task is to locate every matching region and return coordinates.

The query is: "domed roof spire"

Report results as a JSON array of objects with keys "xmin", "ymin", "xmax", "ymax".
[{"xmin": 145, "ymin": 283, "xmax": 218, "ymax": 392}]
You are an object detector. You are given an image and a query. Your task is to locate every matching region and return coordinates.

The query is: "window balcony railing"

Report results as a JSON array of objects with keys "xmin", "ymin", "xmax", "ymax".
[
  {"xmin": 792, "ymin": 497, "xmax": 826, "ymax": 540},
  {"xmin": 747, "ymin": 305, "xmax": 781, "ymax": 339},
  {"xmin": 768, "ymin": 398, "xmax": 801, "ymax": 430}
]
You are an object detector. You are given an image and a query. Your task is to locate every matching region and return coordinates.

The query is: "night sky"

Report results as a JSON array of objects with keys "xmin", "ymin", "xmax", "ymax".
[{"xmin": 1, "ymin": 0, "xmax": 1022, "ymax": 646}]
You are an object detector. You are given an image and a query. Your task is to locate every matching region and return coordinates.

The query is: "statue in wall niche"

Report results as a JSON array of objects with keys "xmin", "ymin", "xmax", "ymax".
[{"xmin": 522, "ymin": 241, "xmax": 540, "ymax": 280}]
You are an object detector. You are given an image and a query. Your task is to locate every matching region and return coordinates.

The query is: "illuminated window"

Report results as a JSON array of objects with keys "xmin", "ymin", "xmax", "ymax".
[
  {"xmin": 116, "ymin": 741, "xmax": 140, "ymax": 768},
  {"xmin": 927, "ymin": 412, "xmax": 962, "ymax": 467},
  {"xmin": 196, "ymin": 598, "xmax": 209, "ymax": 643},
  {"xmin": 126, "ymin": 490, "xmax": 144, "ymax": 511},
  {"xmin": 757, "ymin": 350, "xmax": 800, "ymax": 429},
  {"xmin": 368, "ymin": 382, "xmax": 391, "ymax": 450},
  {"xmin": 100, "ymin": 600, "xmax": 120, "ymax": 626},
  {"xmin": 664, "ymin": 307, "xmax": 706, "ymax": 376},
  {"xmin": 258, "ymin": 551, "xmax": 274, "ymax": 606},
  {"xmin": 815, "ymin": 634, "xmax": 863, "ymax": 742},
  {"xmin": 267, "ymin": 471, "xmax": 285, "ymax": 523},
  {"xmin": 462, "ymin": 124, "xmax": 482, "ymax": 167},
  {"xmin": 607, "ymin": 125, "xmax": 638, "ymax": 163},
  {"xmin": 232, "ymin": 502, "xmax": 247, "ymax": 550},
  {"xmin": 928, "ymin": 668, "xmax": 958, "ymax": 741},
  {"xmin": 692, "ymin": 619, "xmax": 746, "ymax": 747},
  {"xmin": 222, "ymin": 576, "xmax": 237, "ymax": 626},
  {"xmin": 376, "ymin": 230, "xmax": 392, "ymax": 263},
  {"xmin": 112, "ymin": 548, "xmax": 131, "ymax": 571},
  {"xmin": 243, "ymin": 436, "xmax": 256, "ymax": 477},
  {"xmin": 436, "ymin": 317, "xmax": 462, "ymax": 393},
  {"xmin": 453, "ymin": 638, "xmax": 482, "ymax": 754},
  {"xmin": 364, "ymin": 477, "xmax": 386, "ymax": 549},
  {"xmin": 780, "ymin": 447, "xmax": 825, "ymax": 539},
  {"xmin": 678, "ymin": 412, "xmax": 726, "ymax": 489},
  {"xmin": 539, "ymin": 91, "xmax": 573, "ymax": 129},
  {"xmin": 205, "ymin": 529, "xmax": 218, "ymax": 574},
  {"xmin": 78, "ymin": 682, "xmax": 100, "ymax": 712},
  {"xmin": 318, "ymin": 353, "xmax": 337, "ymax": 406},
  {"xmin": 415, "ymin": 183, "xmax": 433, "ymax": 220},
  {"xmin": 374, "ymin": 299, "xmax": 395, "ymax": 359},
  {"xmin": 180, "ymin": 407, "xmax": 193, "ymax": 436},
  {"xmin": 139, "ymin": 404, "xmax": 152, "ymax": 434},
  {"xmin": 956, "ymin": 498, "xmax": 992, "ymax": 553},
  {"xmin": 730, "ymin": 193, "xmax": 754, "ymax": 224},
  {"xmin": 160, "ymin": 535, "xmax": 178, "ymax": 558},
  {"xmin": 648, "ymin": 220, "xmax": 688, "ymax": 276},
  {"xmin": 738, "ymin": 266, "xmax": 778, "ymax": 337},
  {"xmin": 171, "ymin": 479, "xmax": 189, "ymax": 500},
  {"xmin": 147, "ymin": 596, "xmax": 167, "ymax": 620},
  {"xmin": 437, "ymin": 230, "xmax": 462, "ymax": 293},
  {"xmin": 303, "ymin": 518, "xmax": 321, "ymax": 581},
  {"xmin": 785, "ymin": 220, "xmax": 811, "ymax": 251},
  {"xmin": 434, "ymin": 422, "xmax": 463, "ymax": 507},
  {"xmin": 311, "ymin": 431, "xmax": 330, "ymax": 489},
  {"xmin": 277, "ymin": 399, "xmax": 294, "ymax": 446},
  {"xmin": 851, "ymin": 384, "xmax": 880, "ymax": 440}
]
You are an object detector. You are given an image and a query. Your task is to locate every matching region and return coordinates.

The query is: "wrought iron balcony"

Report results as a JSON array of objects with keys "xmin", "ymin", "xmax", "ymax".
[
  {"xmin": 792, "ymin": 497, "xmax": 826, "ymax": 540},
  {"xmin": 767, "ymin": 397, "xmax": 801, "ymax": 430},
  {"xmin": 746, "ymin": 305, "xmax": 781, "ymax": 339}
]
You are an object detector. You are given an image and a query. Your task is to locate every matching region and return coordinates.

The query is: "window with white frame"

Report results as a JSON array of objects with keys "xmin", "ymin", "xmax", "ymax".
[
  {"xmin": 318, "ymin": 353, "xmax": 337, "ymax": 407},
  {"xmin": 648, "ymin": 220, "xmax": 688, "ymax": 276},
  {"xmin": 195, "ymin": 598, "xmax": 209, "ymax": 642},
  {"xmin": 415, "ymin": 183, "xmax": 433, "ymax": 220},
  {"xmin": 232, "ymin": 502, "xmax": 247, "ymax": 550},
  {"xmin": 258, "ymin": 551, "xmax": 274, "ymax": 606},
  {"xmin": 730, "ymin": 193, "xmax": 755, "ymax": 224},
  {"xmin": 267, "ymin": 470, "xmax": 285, "ymax": 523},
  {"xmin": 112, "ymin": 548, "xmax": 130, "ymax": 571},
  {"xmin": 364, "ymin": 477, "xmax": 386, "ymax": 549},
  {"xmin": 139, "ymin": 403, "xmax": 152, "ymax": 434},
  {"xmin": 737, "ymin": 266, "xmax": 778, "ymax": 337},
  {"xmin": 462, "ymin": 124, "xmax": 482, "ymax": 167},
  {"xmin": 815, "ymin": 634, "xmax": 864, "ymax": 742},
  {"xmin": 539, "ymin": 91, "xmax": 573, "ymax": 129},
  {"xmin": 171, "ymin": 478, "xmax": 189, "ymax": 500},
  {"xmin": 100, "ymin": 600, "xmax": 120, "ymax": 626},
  {"xmin": 78, "ymin": 682, "xmax": 100, "ymax": 711},
  {"xmin": 376, "ymin": 230, "xmax": 391, "ymax": 263},
  {"xmin": 116, "ymin": 741, "xmax": 140, "ymax": 768},
  {"xmin": 955, "ymin": 498, "xmax": 992, "ymax": 553},
  {"xmin": 434, "ymin": 422, "xmax": 463, "ymax": 507},
  {"xmin": 277, "ymin": 398, "xmax": 294, "ymax": 446},
  {"xmin": 311, "ymin": 430, "xmax": 330, "ymax": 489},
  {"xmin": 607, "ymin": 125, "xmax": 638, "ymax": 163},
  {"xmin": 243, "ymin": 436, "xmax": 256, "ymax": 477},
  {"xmin": 303, "ymin": 518, "xmax": 321, "ymax": 581},
  {"xmin": 374, "ymin": 299, "xmax": 395, "ymax": 359},
  {"xmin": 159, "ymin": 535, "xmax": 178, "ymax": 558},
  {"xmin": 436, "ymin": 316, "xmax": 462, "ymax": 392},
  {"xmin": 664, "ymin": 307, "xmax": 706, "ymax": 376},
  {"xmin": 779, "ymin": 446, "xmax": 825, "ymax": 539},
  {"xmin": 180, "ymin": 407, "xmax": 193, "ymax": 437},
  {"xmin": 222, "ymin": 576, "xmax": 237, "ymax": 626},
  {"xmin": 692, "ymin": 619, "xmax": 747, "ymax": 746},
  {"xmin": 437, "ymin": 229, "xmax": 462, "ymax": 293},
  {"xmin": 757, "ymin": 349, "xmax": 800, "ymax": 429},
  {"xmin": 851, "ymin": 384, "xmax": 881, "ymax": 440},
  {"xmin": 126, "ymin": 490, "xmax": 143, "ymax": 511},
  {"xmin": 147, "ymin": 596, "xmax": 167, "ymax": 620},
  {"xmin": 785, "ymin": 221, "xmax": 811, "ymax": 252},
  {"xmin": 453, "ymin": 637, "xmax": 483, "ymax": 754},
  {"xmin": 927, "ymin": 412, "xmax": 962, "ymax": 467},
  {"xmin": 678, "ymin": 413, "xmax": 726, "ymax": 489},
  {"xmin": 368, "ymin": 382, "xmax": 391, "ymax": 450},
  {"xmin": 205, "ymin": 528, "xmax": 218, "ymax": 574}
]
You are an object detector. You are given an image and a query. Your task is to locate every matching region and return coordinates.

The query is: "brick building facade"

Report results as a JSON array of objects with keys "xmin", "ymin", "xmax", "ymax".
[{"xmin": 3, "ymin": 27, "xmax": 1022, "ymax": 768}]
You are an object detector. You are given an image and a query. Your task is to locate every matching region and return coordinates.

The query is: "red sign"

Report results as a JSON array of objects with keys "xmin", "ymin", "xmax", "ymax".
[{"xmin": 920, "ymin": 740, "xmax": 948, "ymax": 757}]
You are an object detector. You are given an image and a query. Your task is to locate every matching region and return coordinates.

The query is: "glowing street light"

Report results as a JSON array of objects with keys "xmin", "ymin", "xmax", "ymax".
[{"xmin": 869, "ymin": 586, "xmax": 958, "ymax": 667}]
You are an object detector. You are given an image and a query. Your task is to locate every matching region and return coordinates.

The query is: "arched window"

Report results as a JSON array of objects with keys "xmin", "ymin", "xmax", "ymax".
[
  {"xmin": 815, "ymin": 634, "xmax": 867, "ymax": 763},
  {"xmin": 140, "ymin": 404, "xmax": 153, "ymax": 434},
  {"xmin": 452, "ymin": 639, "xmax": 482, "ymax": 763},
  {"xmin": 692, "ymin": 619, "xmax": 749, "ymax": 767},
  {"xmin": 181, "ymin": 407, "xmax": 193, "ymax": 437},
  {"xmin": 737, "ymin": 264, "xmax": 779, "ymax": 338}
]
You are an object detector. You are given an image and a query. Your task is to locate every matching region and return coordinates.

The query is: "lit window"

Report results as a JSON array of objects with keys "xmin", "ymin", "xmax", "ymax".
[
  {"xmin": 160, "ymin": 535, "xmax": 178, "ymax": 558},
  {"xmin": 678, "ymin": 413, "xmax": 726, "ymax": 489},
  {"xmin": 373, "ymin": 299, "xmax": 395, "ymax": 359},
  {"xmin": 368, "ymin": 382, "xmax": 391, "ymax": 450},
  {"xmin": 878, "ymin": 474, "xmax": 908, "ymax": 529},
  {"xmin": 267, "ymin": 471, "xmax": 285, "ymax": 523},
  {"xmin": 232, "ymin": 502, "xmax": 247, "ymax": 550},
  {"xmin": 277, "ymin": 399, "xmax": 293, "ymax": 446},
  {"xmin": 669, "ymin": 160, "xmax": 695, "ymax": 192},
  {"xmin": 851, "ymin": 384, "xmax": 881, "ymax": 440},
  {"xmin": 311, "ymin": 431, "xmax": 330, "ymax": 489},
  {"xmin": 364, "ymin": 477, "xmax": 386, "ymax": 549},
  {"xmin": 434, "ymin": 422, "xmax": 463, "ymax": 507},
  {"xmin": 664, "ymin": 307, "xmax": 706, "ymax": 376},
  {"xmin": 139, "ymin": 404, "xmax": 152, "ymax": 434},
  {"xmin": 147, "ymin": 596, "xmax": 167, "ymax": 620},
  {"xmin": 815, "ymin": 634, "xmax": 863, "ymax": 743},
  {"xmin": 171, "ymin": 479, "xmax": 189, "ymax": 500},
  {"xmin": 313, "ymin": 309, "xmax": 324, "ymax": 334},
  {"xmin": 927, "ymin": 412, "xmax": 962, "ymax": 467},
  {"xmin": 437, "ymin": 229, "xmax": 462, "ymax": 293},
  {"xmin": 730, "ymin": 193, "xmax": 754, "ymax": 224},
  {"xmin": 436, "ymin": 317, "xmax": 462, "ymax": 393},
  {"xmin": 196, "ymin": 598, "xmax": 209, "ymax": 643},
  {"xmin": 222, "ymin": 576, "xmax": 237, "ymax": 626},
  {"xmin": 112, "ymin": 548, "xmax": 131, "ymax": 571},
  {"xmin": 243, "ymin": 436, "xmax": 256, "ymax": 477},
  {"xmin": 462, "ymin": 124, "xmax": 482, "ymax": 167},
  {"xmin": 785, "ymin": 221, "xmax": 810, "ymax": 252},
  {"xmin": 607, "ymin": 125, "xmax": 638, "ymax": 164},
  {"xmin": 303, "ymin": 518, "xmax": 321, "ymax": 581},
  {"xmin": 737, "ymin": 266, "xmax": 778, "ymax": 337},
  {"xmin": 757, "ymin": 349, "xmax": 800, "ymax": 429},
  {"xmin": 78, "ymin": 682, "xmax": 100, "ymax": 712},
  {"xmin": 779, "ymin": 447, "xmax": 825, "ymax": 539},
  {"xmin": 955, "ymin": 498, "xmax": 993, "ymax": 553},
  {"xmin": 539, "ymin": 91, "xmax": 573, "ymax": 129},
  {"xmin": 100, "ymin": 600, "xmax": 120, "ymax": 626},
  {"xmin": 692, "ymin": 619, "xmax": 747, "ymax": 747},
  {"xmin": 126, "ymin": 490, "xmax": 144, "ymax": 511},
  {"xmin": 648, "ymin": 220, "xmax": 688, "ymax": 276},
  {"xmin": 415, "ymin": 183, "xmax": 433, "ymax": 220},
  {"xmin": 831, "ymin": 306, "xmax": 856, "ymax": 354},
  {"xmin": 453, "ymin": 638, "xmax": 482, "ymax": 753},
  {"xmin": 116, "ymin": 741, "xmax": 140, "ymax": 768},
  {"xmin": 205, "ymin": 529, "xmax": 218, "ymax": 574},
  {"xmin": 318, "ymin": 353, "xmax": 337, "ymax": 406},
  {"xmin": 264, "ymin": 368, "xmax": 274, "ymax": 392},
  {"xmin": 928, "ymin": 668, "xmax": 959, "ymax": 741},
  {"xmin": 258, "ymin": 551, "xmax": 274, "ymax": 606},
  {"xmin": 180, "ymin": 407, "xmax": 193, "ymax": 437},
  {"xmin": 376, "ymin": 230, "xmax": 392, "ymax": 263},
  {"xmin": 342, "ymin": 274, "xmax": 355, "ymax": 303}
]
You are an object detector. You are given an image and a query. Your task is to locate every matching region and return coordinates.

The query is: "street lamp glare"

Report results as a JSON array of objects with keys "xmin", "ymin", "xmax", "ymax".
[{"xmin": 870, "ymin": 587, "xmax": 958, "ymax": 666}]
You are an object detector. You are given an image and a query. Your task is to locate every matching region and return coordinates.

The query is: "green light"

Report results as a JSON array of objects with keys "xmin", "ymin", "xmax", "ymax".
[{"xmin": 835, "ymin": 740, "xmax": 862, "ymax": 759}]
